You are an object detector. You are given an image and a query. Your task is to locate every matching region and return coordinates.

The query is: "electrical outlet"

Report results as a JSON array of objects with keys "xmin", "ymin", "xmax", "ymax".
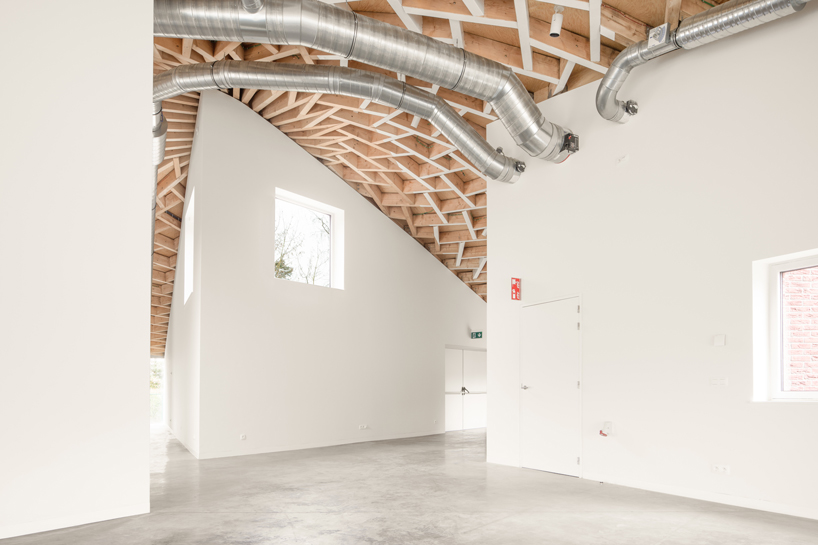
[
  {"xmin": 710, "ymin": 378, "xmax": 729, "ymax": 387},
  {"xmin": 240, "ymin": 434, "xmax": 246, "ymax": 440},
  {"xmin": 358, "ymin": 424, "xmax": 368, "ymax": 430},
  {"xmin": 712, "ymin": 464, "xmax": 731, "ymax": 475}
]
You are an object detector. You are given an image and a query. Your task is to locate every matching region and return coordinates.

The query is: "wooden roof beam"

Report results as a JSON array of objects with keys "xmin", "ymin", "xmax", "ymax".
[
  {"xmin": 154, "ymin": 233, "xmax": 179, "ymax": 252},
  {"xmin": 513, "ymin": 0, "xmax": 533, "ymax": 71},
  {"xmin": 681, "ymin": 0, "xmax": 709, "ymax": 19},
  {"xmin": 600, "ymin": 4, "xmax": 648, "ymax": 44},
  {"xmin": 403, "ymin": 0, "xmax": 517, "ymax": 28},
  {"xmin": 462, "ymin": 0, "xmax": 485, "ymax": 17},
  {"xmin": 444, "ymin": 257, "xmax": 485, "ymax": 270},
  {"xmin": 665, "ymin": 0, "xmax": 684, "ymax": 30},
  {"xmin": 464, "ymin": 245, "xmax": 488, "ymax": 259},
  {"xmin": 589, "ymin": 0, "xmax": 602, "ymax": 62},
  {"xmin": 424, "ymin": 192, "xmax": 448, "ymax": 224},
  {"xmin": 386, "ymin": 0, "xmax": 424, "ymax": 32},
  {"xmin": 464, "ymin": 32, "xmax": 560, "ymax": 83},
  {"xmin": 529, "ymin": 16, "xmax": 617, "ymax": 74},
  {"xmin": 152, "ymin": 296, "xmax": 173, "ymax": 307},
  {"xmin": 462, "ymin": 210, "xmax": 477, "ymax": 239}
]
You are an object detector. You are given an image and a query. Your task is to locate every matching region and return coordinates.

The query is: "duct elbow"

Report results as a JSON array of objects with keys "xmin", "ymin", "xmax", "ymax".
[
  {"xmin": 595, "ymin": 43, "xmax": 644, "ymax": 123},
  {"xmin": 596, "ymin": 83, "xmax": 637, "ymax": 124},
  {"xmin": 504, "ymin": 160, "xmax": 526, "ymax": 183},
  {"xmin": 541, "ymin": 128, "xmax": 579, "ymax": 164},
  {"xmin": 491, "ymin": 156, "xmax": 526, "ymax": 184},
  {"xmin": 519, "ymin": 120, "xmax": 579, "ymax": 163},
  {"xmin": 488, "ymin": 73, "xmax": 579, "ymax": 163},
  {"xmin": 497, "ymin": 166, "xmax": 521, "ymax": 184},
  {"xmin": 595, "ymin": 39, "xmax": 669, "ymax": 123},
  {"xmin": 480, "ymin": 147, "xmax": 524, "ymax": 184},
  {"xmin": 152, "ymin": 102, "xmax": 168, "ymax": 166},
  {"xmin": 153, "ymin": 129, "xmax": 167, "ymax": 167},
  {"xmin": 598, "ymin": 0, "xmax": 811, "ymax": 125}
]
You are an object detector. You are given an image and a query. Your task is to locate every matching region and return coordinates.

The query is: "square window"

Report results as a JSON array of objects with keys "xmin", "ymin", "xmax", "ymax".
[
  {"xmin": 753, "ymin": 250, "xmax": 818, "ymax": 401},
  {"xmin": 274, "ymin": 188, "xmax": 344, "ymax": 289}
]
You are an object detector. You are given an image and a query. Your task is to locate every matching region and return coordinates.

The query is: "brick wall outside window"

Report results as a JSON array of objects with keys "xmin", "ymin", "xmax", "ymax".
[{"xmin": 782, "ymin": 265, "xmax": 818, "ymax": 391}]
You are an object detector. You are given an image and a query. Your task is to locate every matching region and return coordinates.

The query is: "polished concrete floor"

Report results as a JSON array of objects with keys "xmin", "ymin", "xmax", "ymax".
[{"xmin": 5, "ymin": 427, "xmax": 818, "ymax": 544}]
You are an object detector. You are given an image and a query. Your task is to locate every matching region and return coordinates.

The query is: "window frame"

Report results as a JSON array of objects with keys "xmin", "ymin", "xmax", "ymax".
[
  {"xmin": 769, "ymin": 256, "xmax": 818, "ymax": 400},
  {"xmin": 273, "ymin": 188, "xmax": 344, "ymax": 290},
  {"xmin": 753, "ymin": 249, "xmax": 818, "ymax": 402}
]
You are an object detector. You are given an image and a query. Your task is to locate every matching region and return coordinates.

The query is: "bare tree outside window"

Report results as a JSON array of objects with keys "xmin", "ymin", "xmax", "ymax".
[{"xmin": 275, "ymin": 198, "xmax": 332, "ymax": 287}]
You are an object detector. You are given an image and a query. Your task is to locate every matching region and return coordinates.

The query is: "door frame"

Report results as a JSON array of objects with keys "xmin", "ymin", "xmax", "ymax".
[
  {"xmin": 445, "ymin": 346, "xmax": 488, "ymax": 431},
  {"xmin": 518, "ymin": 293, "xmax": 583, "ymax": 477}
]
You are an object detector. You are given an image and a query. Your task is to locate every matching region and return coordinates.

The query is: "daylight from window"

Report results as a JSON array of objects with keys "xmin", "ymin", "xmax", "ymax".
[
  {"xmin": 150, "ymin": 358, "xmax": 165, "ymax": 425},
  {"xmin": 275, "ymin": 198, "xmax": 332, "ymax": 287},
  {"xmin": 183, "ymin": 189, "xmax": 195, "ymax": 304},
  {"xmin": 781, "ymin": 265, "xmax": 818, "ymax": 392}
]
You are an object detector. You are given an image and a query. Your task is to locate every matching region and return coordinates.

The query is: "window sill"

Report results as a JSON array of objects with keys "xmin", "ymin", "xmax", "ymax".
[{"xmin": 751, "ymin": 398, "xmax": 818, "ymax": 403}]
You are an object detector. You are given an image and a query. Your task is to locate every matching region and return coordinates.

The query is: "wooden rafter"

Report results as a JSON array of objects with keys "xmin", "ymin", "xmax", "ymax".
[{"xmin": 151, "ymin": 0, "xmax": 688, "ymax": 354}]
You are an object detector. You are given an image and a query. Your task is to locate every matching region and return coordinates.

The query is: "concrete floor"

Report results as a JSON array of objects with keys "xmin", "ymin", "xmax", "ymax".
[{"xmin": 5, "ymin": 428, "xmax": 818, "ymax": 544}]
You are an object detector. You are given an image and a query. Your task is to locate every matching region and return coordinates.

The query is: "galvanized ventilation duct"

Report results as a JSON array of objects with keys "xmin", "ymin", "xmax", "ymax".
[
  {"xmin": 154, "ymin": 61, "xmax": 525, "ymax": 183},
  {"xmin": 597, "ymin": 0, "xmax": 812, "ymax": 123},
  {"xmin": 154, "ymin": 0, "xmax": 579, "ymax": 164},
  {"xmin": 153, "ymin": 102, "xmax": 168, "ymax": 167},
  {"xmin": 152, "ymin": 102, "xmax": 169, "ymax": 262}
]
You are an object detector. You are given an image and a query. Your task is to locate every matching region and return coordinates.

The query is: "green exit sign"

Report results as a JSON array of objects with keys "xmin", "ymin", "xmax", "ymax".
[{"xmin": 471, "ymin": 332, "xmax": 483, "ymax": 339}]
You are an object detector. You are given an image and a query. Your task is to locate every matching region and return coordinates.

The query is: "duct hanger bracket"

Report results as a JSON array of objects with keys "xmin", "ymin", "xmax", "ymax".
[{"xmin": 647, "ymin": 23, "xmax": 671, "ymax": 49}]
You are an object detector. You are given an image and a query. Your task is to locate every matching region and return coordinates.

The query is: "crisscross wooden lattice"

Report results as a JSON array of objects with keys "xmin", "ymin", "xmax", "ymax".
[{"xmin": 151, "ymin": 0, "xmax": 718, "ymax": 357}]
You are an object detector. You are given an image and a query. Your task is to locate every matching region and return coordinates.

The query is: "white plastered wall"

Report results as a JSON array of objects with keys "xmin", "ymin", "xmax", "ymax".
[
  {"xmin": 165, "ymin": 184, "xmax": 203, "ymax": 457},
  {"xmin": 486, "ymin": 4, "xmax": 818, "ymax": 520},
  {"xmin": 165, "ymin": 90, "xmax": 487, "ymax": 459},
  {"xmin": 0, "ymin": 0, "xmax": 151, "ymax": 539}
]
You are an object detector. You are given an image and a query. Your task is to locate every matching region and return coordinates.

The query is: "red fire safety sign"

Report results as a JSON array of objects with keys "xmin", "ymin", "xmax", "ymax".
[{"xmin": 511, "ymin": 278, "xmax": 521, "ymax": 300}]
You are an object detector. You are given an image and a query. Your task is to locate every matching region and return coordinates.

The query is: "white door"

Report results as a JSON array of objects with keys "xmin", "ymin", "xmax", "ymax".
[
  {"xmin": 445, "ymin": 348, "xmax": 487, "ymax": 431},
  {"xmin": 463, "ymin": 350, "xmax": 487, "ymax": 429},
  {"xmin": 445, "ymin": 348, "xmax": 464, "ymax": 431},
  {"xmin": 520, "ymin": 297, "xmax": 582, "ymax": 476}
]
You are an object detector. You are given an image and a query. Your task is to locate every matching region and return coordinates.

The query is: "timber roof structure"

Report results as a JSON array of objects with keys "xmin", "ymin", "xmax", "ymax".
[{"xmin": 151, "ymin": 0, "xmax": 723, "ymax": 356}]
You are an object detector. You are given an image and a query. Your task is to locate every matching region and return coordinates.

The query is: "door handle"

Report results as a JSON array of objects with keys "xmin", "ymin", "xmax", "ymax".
[
  {"xmin": 521, "ymin": 384, "xmax": 529, "ymax": 390},
  {"xmin": 461, "ymin": 386, "xmax": 470, "ymax": 395}
]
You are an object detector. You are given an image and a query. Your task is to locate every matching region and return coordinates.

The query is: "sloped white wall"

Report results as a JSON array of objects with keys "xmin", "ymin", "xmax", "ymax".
[
  {"xmin": 165, "ymin": 182, "xmax": 203, "ymax": 457},
  {"xmin": 165, "ymin": 90, "xmax": 487, "ymax": 459},
  {"xmin": 486, "ymin": 4, "xmax": 818, "ymax": 519},
  {"xmin": 0, "ymin": 0, "xmax": 151, "ymax": 539}
]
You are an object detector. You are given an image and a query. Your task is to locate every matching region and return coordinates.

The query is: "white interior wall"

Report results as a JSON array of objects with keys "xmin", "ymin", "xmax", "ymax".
[
  {"xmin": 0, "ymin": 1, "xmax": 152, "ymax": 539},
  {"xmin": 165, "ymin": 90, "xmax": 487, "ymax": 459},
  {"xmin": 165, "ymin": 170, "xmax": 203, "ymax": 457},
  {"xmin": 487, "ymin": 4, "xmax": 818, "ymax": 520}
]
